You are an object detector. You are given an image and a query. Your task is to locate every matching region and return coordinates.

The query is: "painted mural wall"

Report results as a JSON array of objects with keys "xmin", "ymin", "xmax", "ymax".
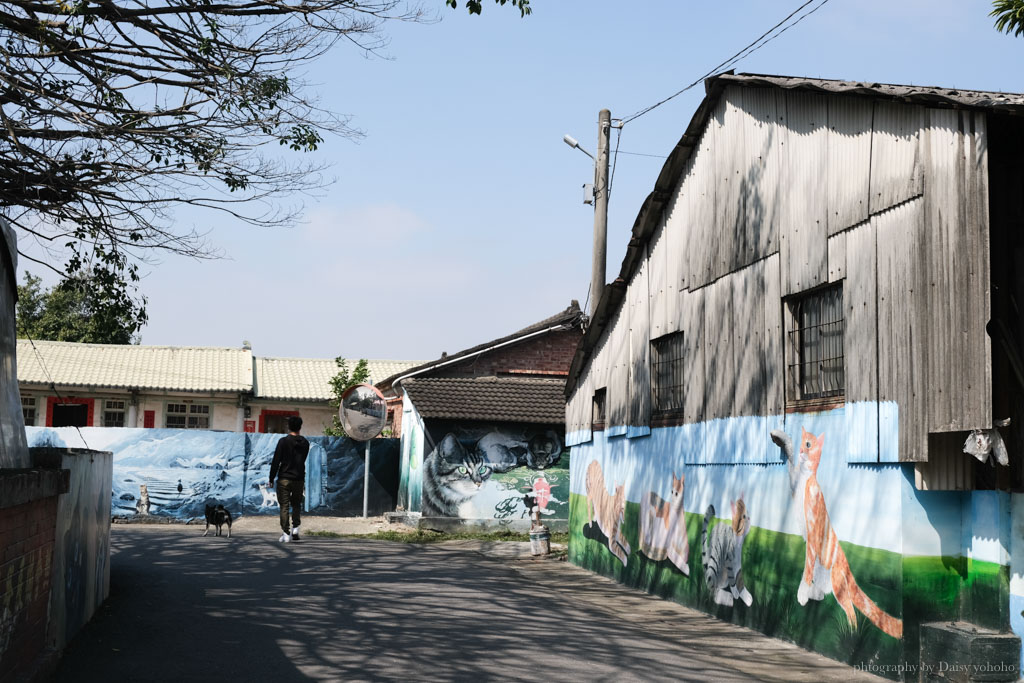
[
  {"xmin": 25, "ymin": 427, "xmax": 400, "ymax": 518},
  {"xmin": 416, "ymin": 423, "xmax": 569, "ymax": 527},
  {"xmin": 569, "ymin": 406, "xmax": 1012, "ymax": 678}
]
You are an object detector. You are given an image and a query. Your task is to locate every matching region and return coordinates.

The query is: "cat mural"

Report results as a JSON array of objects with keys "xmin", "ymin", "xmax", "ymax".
[
  {"xmin": 423, "ymin": 434, "xmax": 511, "ymax": 516},
  {"xmin": 770, "ymin": 428, "xmax": 903, "ymax": 639},
  {"xmin": 583, "ymin": 460, "xmax": 631, "ymax": 566},
  {"xmin": 638, "ymin": 472, "xmax": 690, "ymax": 575},
  {"xmin": 701, "ymin": 498, "xmax": 752, "ymax": 607}
]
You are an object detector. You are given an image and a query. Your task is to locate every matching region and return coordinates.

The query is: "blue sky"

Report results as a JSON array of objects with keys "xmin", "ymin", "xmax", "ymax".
[{"xmin": 22, "ymin": 1, "xmax": 1022, "ymax": 361}]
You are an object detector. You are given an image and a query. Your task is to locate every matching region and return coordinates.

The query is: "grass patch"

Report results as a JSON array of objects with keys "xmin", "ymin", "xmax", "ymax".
[{"xmin": 307, "ymin": 529, "xmax": 569, "ymax": 544}]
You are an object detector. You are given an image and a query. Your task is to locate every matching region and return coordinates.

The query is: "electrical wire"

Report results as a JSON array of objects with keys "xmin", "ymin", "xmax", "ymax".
[
  {"xmin": 609, "ymin": 126, "xmax": 623, "ymax": 197},
  {"xmin": 621, "ymin": 0, "xmax": 832, "ymax": 125}
]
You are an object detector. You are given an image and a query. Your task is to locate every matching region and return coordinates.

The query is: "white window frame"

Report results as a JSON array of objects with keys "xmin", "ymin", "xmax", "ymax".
[
  {"xmin": 102, "ymin": 398, "xmax": 128, "ymax": 427},
  {"xmin": 21, "ymin": 395, "xmax": 36, "ymax": 426},
  {"xmin": 165, "ymin": 402, "xmax": 211, "ymax": 429}
]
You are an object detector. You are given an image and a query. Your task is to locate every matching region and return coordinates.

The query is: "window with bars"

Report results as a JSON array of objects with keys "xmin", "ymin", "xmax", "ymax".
[
  {"xmin": 592, "ymin": 388, "xmax": 607, "ymax": 431},
  {"xmin": 788, "ymin": 284, "xmax": 845, "ymax": 401},
  {"xmin": 21, "ymin": 396, "xmax": 35, "ymax": 426},
  {"xmin": 651, "ymin": 332, "xmax": 685, "ymax": 415},
  {"xmin": 166, "ymin": 402, "xmax": 211, "ymax": 429},
  {"xmin": 103, "ymin": 399, "xmax": 126, "ymax": 427}
]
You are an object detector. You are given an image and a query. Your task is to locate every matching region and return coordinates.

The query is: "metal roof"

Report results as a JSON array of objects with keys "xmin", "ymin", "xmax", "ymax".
[
  {"xmin": 402, "ymin": 376, "xmax": 566, "ymax": 424},
  {"xmin": 566, "ymin": 72, "xmax": 1024, "ymax": 396},
  {"xmin": 253, "ymin": 357, "xmax": 425, "ymax": 402},
  {"xmin": 17, "ymin": 339, "xmax": 253, "ymax": 394}
]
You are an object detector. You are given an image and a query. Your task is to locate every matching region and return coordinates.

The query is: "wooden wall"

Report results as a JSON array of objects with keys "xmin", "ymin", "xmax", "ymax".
[{"xmin": 567, "ymin": 85, "xmax": 993, "ymax": 464}]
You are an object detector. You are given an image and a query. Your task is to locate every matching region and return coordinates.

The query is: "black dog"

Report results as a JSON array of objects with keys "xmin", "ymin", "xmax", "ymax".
[{"xmin": 203, "ymin": 504, "xmax": 232, "ymax": 538}]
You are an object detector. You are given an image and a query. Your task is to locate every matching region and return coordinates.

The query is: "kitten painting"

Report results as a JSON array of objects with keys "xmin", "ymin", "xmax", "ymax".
[
  {"xmin": 770, "ymin": 428, "xmax": 903, "ymax": 639},
  {"xmin": 136, "ymin": 484, "xmax": 150, "ymax": 516},
  {"xmin": 701, "ymin": 499, "xmax": 753, "ymax": 607},
  {"xmin": 583, "ymin": 460, "xmax": 631, "ymax": 566},
  {"xmin": 422, "ymin": 434, "xmax": 497, "ymax": 517},
  {"xmin": 638, "ymin": 472, "xmax": 690, "ymax": 575}
]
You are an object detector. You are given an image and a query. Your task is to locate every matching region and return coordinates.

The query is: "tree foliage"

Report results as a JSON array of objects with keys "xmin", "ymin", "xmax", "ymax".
[
  {"xmin": 992, "ymin": 0, "xmax": 1024, "ymax": 36},
  {"xmin": 0, "ymin": 0, "xmax": 529, "ymax": 315},
  {"xmin": 324, "ymin": 356, "xmax": 371, "ymax": 437},
  {"xmin": 446, "ymin": 0, "xmax": 530, "ymax": 16},
  {"xmin": 16, "ymin": 271, "xmax": 146, "ymax": 344}
]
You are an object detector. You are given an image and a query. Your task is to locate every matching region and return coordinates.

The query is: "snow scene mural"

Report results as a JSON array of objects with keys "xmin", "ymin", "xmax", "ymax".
[{"xmin": 26, "ymin": 427, "xmax": 400, "ymax": 519}]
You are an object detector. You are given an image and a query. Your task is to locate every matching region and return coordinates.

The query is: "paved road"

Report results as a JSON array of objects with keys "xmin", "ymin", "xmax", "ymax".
[{"xmin": 54, "ymin": 526, "xmax": 883, "ymax": 682}]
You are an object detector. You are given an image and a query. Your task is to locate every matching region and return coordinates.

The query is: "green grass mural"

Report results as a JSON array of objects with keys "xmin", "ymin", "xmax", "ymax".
[{"xmin": 569, "ymin": 493, "xmax": 1006, "ymax": 678}]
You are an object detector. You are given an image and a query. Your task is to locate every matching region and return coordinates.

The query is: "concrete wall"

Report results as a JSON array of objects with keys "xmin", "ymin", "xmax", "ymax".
[
  {"xmin": 26, "ymin": 427, "xmax": 400, "ymax": 518},
  {"xmin": 31, "ymin": 448, "xmax": 113, "ymax": 652},
  {"xmin": 19, "ymin": 390, "xmax": 336, "ymax": 436},
  {"xmin": 0, "ymin": 219, "xmax": 27, "ymax": 469}
]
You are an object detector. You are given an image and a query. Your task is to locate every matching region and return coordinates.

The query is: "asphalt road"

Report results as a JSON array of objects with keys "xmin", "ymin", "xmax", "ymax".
[{"xmin": 53, "ymin": 526, "xmax": 884, "ymax": 682}]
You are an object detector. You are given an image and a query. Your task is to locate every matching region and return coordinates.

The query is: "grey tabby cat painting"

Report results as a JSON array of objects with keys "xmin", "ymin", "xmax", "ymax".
[
  {"xmin": 701, "ymin": 499, "xmax": 753, "ymax": 607},
  {"xmin": 421, "ymin": 429, "xmax": 566, "ymax": 517},
  {"xmin": 422, "ymin": 434, "xmax": 509, "ymax": 516}
]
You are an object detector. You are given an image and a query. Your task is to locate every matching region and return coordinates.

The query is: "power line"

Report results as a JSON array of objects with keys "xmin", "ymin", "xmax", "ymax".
[{"xmin": 621, "ymin": 0, "xmax": 832, "ymax": 125}]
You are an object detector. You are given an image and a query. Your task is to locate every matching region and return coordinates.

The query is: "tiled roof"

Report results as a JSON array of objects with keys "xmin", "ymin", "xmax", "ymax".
[
  {"xmin": 254, "ymin": 357, "xmax": 425, "ymax": 401},
  {"xmin": 377, "ymin": 301, "xmax": 584, "ymax": 388},
  {"xmin": 402, "ymin": 376, "xmax": 566, "ymax": 424},
  {"xmin": 17, "ymin": 339, "xmax": 253, "ymax": 393}
]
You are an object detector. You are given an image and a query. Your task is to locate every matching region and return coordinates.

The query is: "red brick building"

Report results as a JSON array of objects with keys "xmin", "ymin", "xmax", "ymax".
[{"xmin": 378, "ymin": 302, "xmax": 584, "ymax": 528}]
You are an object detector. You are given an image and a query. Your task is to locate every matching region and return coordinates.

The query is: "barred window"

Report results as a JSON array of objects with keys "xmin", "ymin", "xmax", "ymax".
[
  {"xmin": 166, "ymin": 402, "xmax": 210, "ymax": 429},
  {"xmin": 103, "ymin": 399, "xmax": 126, "ymax": 427},
  {"xmin": 592, "ymin": 388, "xmax": 607, "ymax": 431},
  {"xmin": 651, "ymin": 332, "xmax": 685, "ymax": 414},
  {"xmin": 788, "ymin": 284, "xmax": 845, "ymax": 400},
  {"xmin": 21, "ymin": 395, "xmax": 35, "ymax": 426}
]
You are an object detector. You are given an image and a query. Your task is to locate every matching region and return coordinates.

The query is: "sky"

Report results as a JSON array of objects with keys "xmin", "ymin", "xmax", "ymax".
[{"xmin": 18, "ymin": 0, "xmax": 1024, "ymax": 362}]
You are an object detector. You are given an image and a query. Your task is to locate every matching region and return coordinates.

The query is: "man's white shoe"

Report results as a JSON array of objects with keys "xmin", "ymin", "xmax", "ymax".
[
  {"xmin": 279, "ymin": 532, "xmax": 291, "ymax": 543},
  {"xmin": 291, "ymin": 525, "xmax": 301, "ymax": 541}
]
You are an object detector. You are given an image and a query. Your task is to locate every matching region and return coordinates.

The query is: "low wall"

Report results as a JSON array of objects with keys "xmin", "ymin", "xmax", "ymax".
[
  {"xmin": 31, "ymin": 448, "xmax": 113, "ymax": 652},
  {"xmin": 26, "ymin": 428, "xmax": 399, "ymax": 519},
  {"xmin": 0, "ymin": 468, "xmax": 68, "ymax": 683}
]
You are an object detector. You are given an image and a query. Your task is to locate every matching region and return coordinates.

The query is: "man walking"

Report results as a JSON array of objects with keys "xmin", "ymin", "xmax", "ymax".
[{"xmin": 268, "ymin": 416, "xmax": 309, "ymax": 542}]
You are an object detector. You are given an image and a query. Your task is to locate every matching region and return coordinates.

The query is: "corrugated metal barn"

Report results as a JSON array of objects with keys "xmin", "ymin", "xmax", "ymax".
[{"xmin": 565, "ymin": 73, "xmax": 1024, "ymax": 678}]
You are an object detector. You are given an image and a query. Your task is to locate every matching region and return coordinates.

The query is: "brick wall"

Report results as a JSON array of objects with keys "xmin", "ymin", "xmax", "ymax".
[
  {"xmin": 431, "ymin": 329, "xmax": 581, "ymax": 379},
  {"xmin": 0, "ymin": 495, "xmax": 58, "ymax": 683}
]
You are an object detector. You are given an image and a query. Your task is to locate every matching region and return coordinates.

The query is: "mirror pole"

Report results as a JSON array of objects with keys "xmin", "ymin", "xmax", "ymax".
[{"xmin": 363, "ymin": 439, "xmax": 370, "ymax": 518}]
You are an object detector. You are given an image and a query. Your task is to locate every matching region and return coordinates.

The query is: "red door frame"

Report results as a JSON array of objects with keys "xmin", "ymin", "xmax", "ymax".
[
  {"xmin": 46, "ymin": 396, "xmax": 95, "ymax": 427},
  {"xmin": 258, "ymin": 409, "xmax": 300, "ymax": 433}
]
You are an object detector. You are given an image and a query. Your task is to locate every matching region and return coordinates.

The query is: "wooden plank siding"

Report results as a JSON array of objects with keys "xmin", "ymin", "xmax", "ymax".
[
  {"xmin": 629, "ymin": 257, "xmax": 652, "ymax": 432},
  {"xmin": 922, "ymin": 109, "xmax": 992, "ymax": 433},
  {"xmin": 605, "ymin": 299, "xmax": 631, "ymax": 433},
  {"xmin": 844, "ymin": 219, "xmax": 880, "ymax": 462},
  {"xmin": 567, "ymin": 83, "xmax": 992, "ymax": 468},
  {"xmin": 681, "ymin": 287, "xmax": 707, "ymax": 429},
  {"xmin": 780, "ymin": 92, "xmax": 829, "ymax": 297},
  {"xmin": 826, "ymin": 97, "xmax": 873, "ymax": 235},
  {"xmin": 870, "ymin": 101, "xmax": 923, "ymax": 214},
  {"xmin": 875, "ymin": 198, "xmax": 928, "ymax": 462},
  {"xmin": 647, "ymin": 222, "xmax": 669, "ymax": 340}
]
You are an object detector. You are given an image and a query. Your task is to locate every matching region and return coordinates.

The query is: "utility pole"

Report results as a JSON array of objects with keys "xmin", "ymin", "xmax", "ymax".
[{"xmin": 591, "ymin": 109, "xmax": 611, "ymax": 318}]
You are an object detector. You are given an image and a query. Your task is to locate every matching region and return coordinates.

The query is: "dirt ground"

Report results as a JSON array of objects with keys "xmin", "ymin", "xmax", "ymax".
[{"xmin": 115, "ymin": 513, "xmax": 414, "ymax": 536}]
